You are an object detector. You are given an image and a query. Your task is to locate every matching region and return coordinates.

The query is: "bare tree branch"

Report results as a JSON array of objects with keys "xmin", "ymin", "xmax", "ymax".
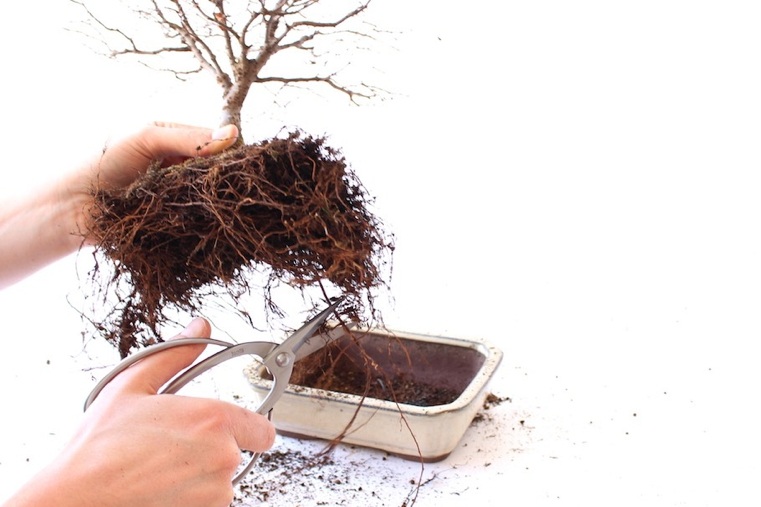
[
  {"xmin": 258, "ymin": 74, "xmax": 377, "ymax": 103},
  {"xmin": 69, "ymin": 0, "xmax": 388, "ymax": 138}
]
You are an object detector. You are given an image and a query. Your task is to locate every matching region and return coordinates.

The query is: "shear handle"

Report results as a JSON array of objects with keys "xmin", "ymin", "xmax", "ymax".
[
  {"xmin": 160, "ymin": 341, "xmax": 277, "ymax": 401},
  {"xmin": 162, "ymin": 297, "xmax": 344, "ymax": 413},
  {"xmin": 83, "ymin": 338, "xmax": 235, "ymax": 411}
]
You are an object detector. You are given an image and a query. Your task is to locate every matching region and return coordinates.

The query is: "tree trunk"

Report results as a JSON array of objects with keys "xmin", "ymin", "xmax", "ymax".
[{"xmin": 221, "ymin": 80, "xmax": 253, "ymax": 143}]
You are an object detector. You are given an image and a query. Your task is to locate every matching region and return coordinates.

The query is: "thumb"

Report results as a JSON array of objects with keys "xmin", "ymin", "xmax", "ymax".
[
  {"xmin": 147, "ymin": 122, "xmax": 239, "ymax": 161},
  {"xmin": 120, "ymin": 317, "xmax": 213, "ymax": 395}
]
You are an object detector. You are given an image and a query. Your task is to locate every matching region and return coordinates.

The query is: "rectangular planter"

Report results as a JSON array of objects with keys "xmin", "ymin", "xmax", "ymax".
[{"xmin": 246, "ymin": 327, "xmax": 503, "ymax": 462}]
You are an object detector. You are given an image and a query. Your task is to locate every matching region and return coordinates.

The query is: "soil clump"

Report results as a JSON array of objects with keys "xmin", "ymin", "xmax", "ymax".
[{"xmin": 84, "ymin": 131, "xmax": 394, "ymax": 357}]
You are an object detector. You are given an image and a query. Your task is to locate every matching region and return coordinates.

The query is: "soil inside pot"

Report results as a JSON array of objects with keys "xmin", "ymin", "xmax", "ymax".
[{"xmin": 289, "ymin": 330, "xmax": 487, "ymax": 407}]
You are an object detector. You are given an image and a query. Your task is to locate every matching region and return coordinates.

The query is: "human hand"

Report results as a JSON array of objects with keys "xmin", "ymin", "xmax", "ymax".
[
  {"xmin": 80, "ymin": 122, "xmax": 239, "ymax": 191},
  {"xmin": 74, "ymin": 122, "xmax": 240, "ymax": 241},
  {"xmin": 0, "ymin": 122, "xmax": 239, "ymax": 288},
  {"xmin": 3, "ymin": 318, "xmax": 275, "ymax": 507}
]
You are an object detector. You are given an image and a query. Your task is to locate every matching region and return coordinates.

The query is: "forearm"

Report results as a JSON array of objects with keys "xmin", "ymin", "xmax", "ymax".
[
  {"xmin": 0, "ymin": 173, "xmax": 88, "ymax": 289},
  {"xmin": 0, "ymin": 123, "xmax": 238, "ymax": 290}
]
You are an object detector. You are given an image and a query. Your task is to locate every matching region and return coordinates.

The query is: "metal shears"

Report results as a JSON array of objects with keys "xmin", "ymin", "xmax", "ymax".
[{"xmin": 83, "ymin": 297, "xmax": 344, "ymax": 484}]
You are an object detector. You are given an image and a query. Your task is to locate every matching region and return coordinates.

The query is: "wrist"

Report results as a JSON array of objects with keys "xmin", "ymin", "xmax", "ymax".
[
  {"xmin": 2, "ymin": 456, "xmax": 97, "ymax": 507},
  {"xmin": 0, "ymin": 171, "xmax": 89, "ymax": 288}
]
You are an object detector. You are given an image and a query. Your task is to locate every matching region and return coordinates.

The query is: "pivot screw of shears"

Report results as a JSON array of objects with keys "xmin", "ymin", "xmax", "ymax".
[{"xmin": 275, "ymin": 352, "xmax": 292, "ymax": 367}]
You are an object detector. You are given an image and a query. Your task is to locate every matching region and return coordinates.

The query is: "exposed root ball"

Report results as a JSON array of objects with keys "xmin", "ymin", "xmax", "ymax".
[{"xmin": 85, "ymin": 132, "xmax": 394, "ymax": 357}]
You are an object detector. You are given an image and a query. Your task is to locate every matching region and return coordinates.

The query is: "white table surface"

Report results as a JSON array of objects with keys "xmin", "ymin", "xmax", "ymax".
[{"xmin": 1, "ymin": 254, "xmax": 759, "ymax": 506}]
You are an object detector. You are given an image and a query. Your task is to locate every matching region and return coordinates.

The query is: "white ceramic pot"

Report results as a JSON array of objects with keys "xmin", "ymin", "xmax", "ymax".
[{"xmin": 247, "ymin": 327, "xmax": 503, "ymax": 461}]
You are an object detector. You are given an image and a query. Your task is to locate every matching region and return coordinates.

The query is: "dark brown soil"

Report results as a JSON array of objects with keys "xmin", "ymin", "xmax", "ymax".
[
  {"xmin": 297, "ymin": 362, "xmax": 462, "ymax": 406},
  {"xmin": 289, "ymin": 330, "xmax": 486, "ymax": 406},
  {"xmin": 83, "ymin": 131, "xmax": 394, "ymax": 357}
]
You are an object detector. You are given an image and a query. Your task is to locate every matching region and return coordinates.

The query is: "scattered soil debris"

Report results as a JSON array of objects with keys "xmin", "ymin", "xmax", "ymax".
[
  {"xmin": 472, "ymin": 392, "xmax": 511, "ymax": 424},
  {"xmin": 484, "ymin": 392, "xmax": 511, "ymax": 408},
  {"xmin": 233, "ymin": 440, "xmax": 430, "ymax": 507}
]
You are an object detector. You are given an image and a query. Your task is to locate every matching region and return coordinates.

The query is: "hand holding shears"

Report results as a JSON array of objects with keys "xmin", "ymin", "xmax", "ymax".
[{"xmin": 84, "ymin": 297, "xmax": 344, "ymax": 484}]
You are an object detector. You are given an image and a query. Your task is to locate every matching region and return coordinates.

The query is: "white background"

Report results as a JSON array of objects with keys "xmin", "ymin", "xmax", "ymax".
[{"xmin": 2, "ymin": 1, "xmax": 761, "ymax": 505}]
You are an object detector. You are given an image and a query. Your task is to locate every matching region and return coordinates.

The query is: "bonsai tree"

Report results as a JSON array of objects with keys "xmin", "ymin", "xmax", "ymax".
[
  {"xmin": 70, "ymin": 0, "xmax": 395, "ymax": 356},
  {"xmin": 70, "ymin": 6, "xmax": 428, "ymax": 502}
]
